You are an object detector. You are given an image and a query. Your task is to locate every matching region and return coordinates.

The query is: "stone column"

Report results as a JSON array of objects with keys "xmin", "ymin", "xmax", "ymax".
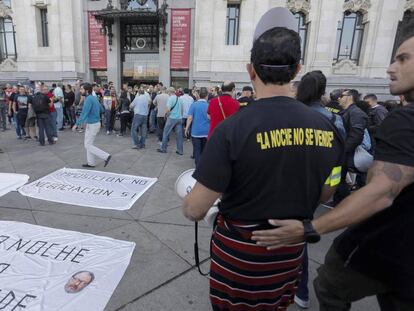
[{"xmin": 107, "ymin": 19, "xmax": 122, "ymax": 91}]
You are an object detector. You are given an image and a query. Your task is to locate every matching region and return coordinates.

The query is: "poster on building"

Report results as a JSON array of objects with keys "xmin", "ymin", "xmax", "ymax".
[
  {"xmin": 0, "ymin": 221, "xmax": 135, "ymax": 311},
  {"xmin": 170, "ymin": 9, "xmax": 191, "ymax": 70},
  {"xmin": 0, "ymin": 173, "xmax": 29, "ymax": 197},
  {"xmin": 18, "ymin": 168, "xmax": 157, "ymax": 210},
  {"xmin": 88, "ymin": 11, "xmax": 107, "ymax": 69}
]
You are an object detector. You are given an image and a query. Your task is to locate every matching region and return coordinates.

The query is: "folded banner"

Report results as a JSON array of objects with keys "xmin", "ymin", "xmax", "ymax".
[
  {"xmin": 18, "ymin": 168, "xmax": 157, "ymax": 210},
  {"xmin": 0, "ymin": 221, "xmax": 135, "ymax": 311},
  {"xmin": 0, "ymin": 173, "xmax": 29, "ymax": 197}
]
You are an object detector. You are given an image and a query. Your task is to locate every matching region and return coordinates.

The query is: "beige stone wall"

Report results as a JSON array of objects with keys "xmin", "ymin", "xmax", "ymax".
[{"xmin": 193, "ymin": 0, "xmax": 408, "ymax": 96}]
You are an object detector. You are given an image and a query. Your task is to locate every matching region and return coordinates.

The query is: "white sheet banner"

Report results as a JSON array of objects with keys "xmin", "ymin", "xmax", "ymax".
[
  {"xmin": 18, "ymin": 168, "xmax": 157, "ymax": 210},
  {"xmin": 0, "ymin": 173, "xmax": 29, "ymax": 197},
  {"xmin": 0, "ymin": 221, "xmax": 135, "ymax": 311}
]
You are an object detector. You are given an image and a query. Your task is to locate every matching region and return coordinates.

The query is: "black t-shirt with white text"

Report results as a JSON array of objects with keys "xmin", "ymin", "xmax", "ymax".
[
  {"xmin": 334, "ymin": 103, "xmax": 414, "ymax": 298},
  {"xmin": 193, "ymin": 96, "xmax": 344, "ymax": 221}
]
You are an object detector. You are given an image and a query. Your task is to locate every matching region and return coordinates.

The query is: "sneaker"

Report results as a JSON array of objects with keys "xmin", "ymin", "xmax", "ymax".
[
  {"xmin": 82, "ymin": 164, "xmax": 95, "ymax": 168},
  {"xmin": 132, "ymin": 146, "xmax": 139, "ymax": 149},
  {"xmin": 294, "ymin": 295, "xmax": 310, "ymax": 309},
  {"xmin": 53, "ymin": 137, "xmax": 58, "ymax": 142},
  {"xmin": 17, "ymin": 136, "xmax": 22, "ymax": 140},
  {"xmin": 117, "ymin": 134, "xmax": 124, "ymax": 137},
  {"xmin": 176, "ymin": 151, "xmax": 183, "ymax": 156},
  {"xmin": 77, "ymin": 129, "xmax": 84, "ymax": 133},
  {"xmin": 106, "ymin": 131, "xmax": 110, "ymax": 135},
  {"xmin": 157, "ymin": 148, "xmax": 167, "ymax": 153}
]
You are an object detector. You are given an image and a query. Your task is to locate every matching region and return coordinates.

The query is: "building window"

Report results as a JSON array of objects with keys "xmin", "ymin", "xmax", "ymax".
[
  {"xmin": 391, "ymin": 10, "xmax": 414, "ymax": 62},
  {"xmin": 0, "ymin": 18, "xmax": 17, "ymax": 62},
  {"xmin": 294, "ymin": 12, "xmax": 308, "ymax": 63},
  {"xmin": 39, "ymin": 8, "xmax": 49, "ymax": 47},
  {"xmin": 334, "ymin": 12, "xmax": 365, "ymax": 64},
  {"xmin": 226, "ymin": 3, "xmax": 240, "ymax": 45}
]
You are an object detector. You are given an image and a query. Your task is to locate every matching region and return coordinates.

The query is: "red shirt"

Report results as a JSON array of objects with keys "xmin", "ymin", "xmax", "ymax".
[
  {"xmin": 207, "ymin": 94, "xmax": 240, "ymax": 138},
  {"xmin": 47, "ymin": 92, "xmax": 56, "ymax": 112}
]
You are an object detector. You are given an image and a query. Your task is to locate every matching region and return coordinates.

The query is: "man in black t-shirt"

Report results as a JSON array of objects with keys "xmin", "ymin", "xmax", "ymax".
[
  {"xmin": 12, "ymin": 86, "xmax": 32, "ymax": 139},
  {"xmin": 182, "ymin": 7, "xmax": 344, "ymax": 311},
  {"xmin": 252, "ymin": 20, "xmax": 414, "ymax": 310},
  {"xmin": 237, "ymin": 86, "xmax": 254, "ymax": 109}
]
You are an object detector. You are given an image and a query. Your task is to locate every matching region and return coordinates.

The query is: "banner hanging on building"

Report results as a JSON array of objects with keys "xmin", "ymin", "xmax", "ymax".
[
  {"xmin": 88, "ymin": 11, "xmax": 107, "ymax": 69},
  {"xmin": 170, "ymin": 9, "xmax": 191, "ymax": 70},
  {"xmin": 0, "ymin": 221, "xmax": 135, "ymax": 311},
  {"xmin": 18, "ymin": 168, "xmax": 157, "ymax": 210},
  {"xmin": 0, "ymin": 173, "xmax": 29, "ymax": 197}
]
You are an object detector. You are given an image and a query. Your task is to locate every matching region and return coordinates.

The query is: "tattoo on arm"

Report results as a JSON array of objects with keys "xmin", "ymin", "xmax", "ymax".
[{"xmin": 368, "ymin": 161, "xmax": 414, "ymax": 199}]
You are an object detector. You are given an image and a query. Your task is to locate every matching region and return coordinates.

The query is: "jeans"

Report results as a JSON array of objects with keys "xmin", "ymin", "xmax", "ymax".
[
  {"xmin": 49, "ymin": 111, "xmax": 58, "ymax": 137},
  {"xmin": 55, "ymin": 105, "xmax": 64, "ymax": 129},
  {"xmin": 37, "ymin": 116, "xmax": 53, "ymax": 145},
  {"xmin": 314, "ymin": 246, "xmax": 414, "ymax": 311},
  {"xmin": 0, "ymin": 103, "xmax": 6, "ymax": 130},
  {"xmin": 161, "ymin": 118, "xmax": 183, "ymax": 154},
  {"xmin": 14, "ymin": 113, "xmax": 23, "ymax": 137},
  {"xmin": 296, "ymin": 244, "xmax": 309, "ymax": 301},
  {"xmin": 131, "ymin": 114, "xmax": 147, "ymax": 147},
  {"xmin": 104, "ymin": 109, "xmax": 113, "ymax": 132},
  {"xmin": 149, "ymin": 109, "xmax": 157, "ymax": 132},
  {"xmin": 191, "ymin": 137, "xmax": 207, "ymax": 167},
  {"xmin": 84, "ymin": 122, "xmax": 109, "ymax": 166},
  {"xmin": 157, "ymin": 117, "xmax": 166, "ymax": 142},
  {"xmin": 67, "ymin": 106, "xmax": 76, "ymax": 126}
]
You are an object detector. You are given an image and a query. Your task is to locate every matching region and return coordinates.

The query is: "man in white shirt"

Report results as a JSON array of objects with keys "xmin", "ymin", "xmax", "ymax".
[
  {"xmin": 153, "ymin": 87, "xmax": 169, "ymax": 143},
  {"xmin": 130, "ymin": 88, "xmax": 150, "ymax": 149},
  {"xmin": 181, "ymin": 88, "xmax": 194, "ymax": 138}
]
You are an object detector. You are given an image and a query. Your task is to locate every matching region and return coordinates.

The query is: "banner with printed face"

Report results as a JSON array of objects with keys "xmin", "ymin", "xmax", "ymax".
[
  {"xmin": 18, "ymin": 168, "xmax": 157, "ymax": 210},
  {"xmin": 0, "ymin": 221, "xmax": 135, "ymax": 311},
  {"xmin": 0, "ymin": 173, "xmax": 29, "ymax": 197}
]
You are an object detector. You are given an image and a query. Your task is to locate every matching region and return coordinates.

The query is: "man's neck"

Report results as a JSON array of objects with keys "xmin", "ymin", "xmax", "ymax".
[{"xmin": 255, "ymin": 84, "xmax": 292, "ymax": 100}]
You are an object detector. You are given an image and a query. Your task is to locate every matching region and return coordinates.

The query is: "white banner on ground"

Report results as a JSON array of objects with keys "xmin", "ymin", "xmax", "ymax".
[
  {"xmin": 0, "ymin": 221, "xmax": 135, "ymax": 311},
  {"xmin": 0, "ymin": 173, "xmax": 29, "ymax": 197},
  {"xmin": 18, "ymin": 168, "xmax": 157, "ymax": 210}
]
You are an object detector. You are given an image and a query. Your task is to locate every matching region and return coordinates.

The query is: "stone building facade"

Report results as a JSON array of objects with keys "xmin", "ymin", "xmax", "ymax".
[{"xmin": 0, "ymin": 0, "xmax": 413, "ymax": 97}]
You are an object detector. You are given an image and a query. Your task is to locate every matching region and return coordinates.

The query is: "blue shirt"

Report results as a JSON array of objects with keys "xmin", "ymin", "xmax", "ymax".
[
  {"xmin": 76, "ymin": 95, "xmax": 103, "ymax": 125},
  {"xmin": 130, "ymin": 94, "xmax": 149, "ymax": 116},
  {"xmin": 188, "ymin": 99, "xmax": 209, "ymax": 137},
  {"xmin": 167, "ymin": 95, "xmax": 183, "ymax": 119}
]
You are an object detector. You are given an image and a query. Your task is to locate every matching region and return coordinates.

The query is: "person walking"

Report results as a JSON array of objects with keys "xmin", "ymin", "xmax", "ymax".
[
  {"xmin": 0, "ymin": 86, "xmax": 7, "ymax": 131},
  {"xmin": 157, "ymin": 87, "xmax": 184, "ymax": 155},
  {"xmin": 72, "ymin": 83, "xmax": 111, "ymax": 168}
]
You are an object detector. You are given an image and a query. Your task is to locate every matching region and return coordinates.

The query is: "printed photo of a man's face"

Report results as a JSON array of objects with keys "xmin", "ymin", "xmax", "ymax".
[{"xmin": 64, "ymin": 271, "xmax": 94, "ymax": 294}]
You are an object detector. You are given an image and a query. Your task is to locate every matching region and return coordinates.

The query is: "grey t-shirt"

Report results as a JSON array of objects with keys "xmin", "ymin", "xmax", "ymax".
[{"xmin": 154, "ymin": 93, "xmax": 170, "ymax": 117}]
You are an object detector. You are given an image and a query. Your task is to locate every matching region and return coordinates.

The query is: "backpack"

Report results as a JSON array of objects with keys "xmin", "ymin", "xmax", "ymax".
[{"xmin": 32, "ymin": 93, "xmax": 49, "ymax": 114}]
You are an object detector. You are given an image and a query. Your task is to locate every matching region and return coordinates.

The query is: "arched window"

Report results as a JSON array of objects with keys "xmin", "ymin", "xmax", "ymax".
[
  {"xmin": 0, "ymin": 0, "xmax": 16, "ymax": 62},
  {"xmin": 391, "ymin": 10, "xmax": 414, "ymax": 62},
  {"xmin": 293, "ymin": 12, "xmax": 308, "ymax": 63},
  {"xmin": 334, "ymin": 11, "xmax": 365, "ymax": 64}
]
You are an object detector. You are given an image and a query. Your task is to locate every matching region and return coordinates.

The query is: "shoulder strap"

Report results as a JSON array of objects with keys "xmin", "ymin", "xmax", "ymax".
[
  {"xmin": 170, "ymin": 97, "xmax": 179, "ymax": 112},
  {"xmin": 218, "ymin": 96, "xmax": 226, "ymax": 119}
]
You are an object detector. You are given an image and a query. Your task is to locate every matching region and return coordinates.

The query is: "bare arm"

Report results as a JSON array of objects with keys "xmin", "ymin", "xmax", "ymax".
[
  {"xmin": 251, "ymin": 160, "xmax": 414, "ymax": 249},
  {"xmin": 185, "ymin": 115, "xmax": 193, "ymax": 136},
  {"xmin": 183, "ymin": 182, "xmax": 221, "ymax": 222}
]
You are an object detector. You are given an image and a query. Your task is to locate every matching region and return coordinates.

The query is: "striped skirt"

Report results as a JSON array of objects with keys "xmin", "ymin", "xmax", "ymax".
[{"xmin": 210, "ymin": 215, "xmax": 305, "ymax": 311}]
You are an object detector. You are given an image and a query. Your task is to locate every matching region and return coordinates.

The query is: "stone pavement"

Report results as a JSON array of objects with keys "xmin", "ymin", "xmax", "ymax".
[{"xmin": 0, "ymin": 126, "xmax": 378, "ymax": 311}]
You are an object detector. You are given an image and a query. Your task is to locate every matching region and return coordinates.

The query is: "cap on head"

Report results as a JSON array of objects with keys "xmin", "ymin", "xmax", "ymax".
[{"xmin": 253, "ymin": 7, "xmax": 298, "ymax": 43}]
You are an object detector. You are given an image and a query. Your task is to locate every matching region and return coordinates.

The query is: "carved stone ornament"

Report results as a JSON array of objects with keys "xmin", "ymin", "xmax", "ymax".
[
  {"xmin": 332, "ymin": 59, "xmax": 358, "ymax": 75},
  {"xmin": 286, "ymin": 0, "xmax": 311, "ymax": 14},
  {"xmin": 0, "ymin": 58, "xmax": 17, "ymax": 72},
  {"xmin": 0, "ymin": 1, "xmax": 12, "ymax": 18},
  {"xmin": 405, "ymin": 0, "xmax": 414, "ymax": 12},
  {"xmin": 343, "ymin": 0, "xmax": 371, "ymax": 14}
]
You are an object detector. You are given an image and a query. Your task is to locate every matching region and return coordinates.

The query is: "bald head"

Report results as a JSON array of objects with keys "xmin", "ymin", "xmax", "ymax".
[{"xmin": 221, "ymin": 81, "xmax": 235, "ymax": 94}]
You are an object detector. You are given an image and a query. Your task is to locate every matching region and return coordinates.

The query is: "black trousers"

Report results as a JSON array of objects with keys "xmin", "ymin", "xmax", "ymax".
[
  {"xmin": 120, "ymin": 113, "xmax": 130, "ymax": 135},
  {"xmin": 157, "ymin": 117, "xmax": 166, "ymax": 142},
  {"xmin": 37, "ymin": 116, "xmax": 53, "ymax": 145},
  {"xmin": 314, "ymin": 246, "xmax": 414, "ymax": 311}
]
